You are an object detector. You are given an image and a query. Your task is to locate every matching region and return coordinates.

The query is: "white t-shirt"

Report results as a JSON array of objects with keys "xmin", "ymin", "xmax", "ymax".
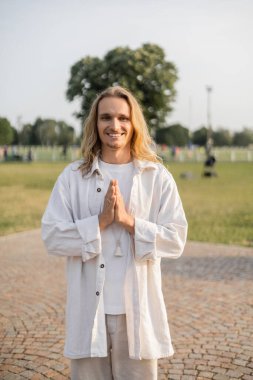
[{"xmin": 99, "ymin": 159, "xmax": 134, "ymax": 315}]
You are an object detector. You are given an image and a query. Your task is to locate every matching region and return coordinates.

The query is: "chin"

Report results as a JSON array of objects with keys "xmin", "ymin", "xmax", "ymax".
[{"xmin": 107, "ymin": 143, "xmax": 122, "ymax": 150}]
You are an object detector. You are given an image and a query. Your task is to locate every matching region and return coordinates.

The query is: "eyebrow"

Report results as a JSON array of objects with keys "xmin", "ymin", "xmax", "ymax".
[{"xmin": 98, "ymin": 112, "xmax": 130, "ymax": 117}]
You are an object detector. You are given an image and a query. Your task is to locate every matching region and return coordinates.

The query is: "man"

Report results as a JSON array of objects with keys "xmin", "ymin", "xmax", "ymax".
[{"xmin": 41, "ymin": 86, "xmax": 187, "ymax": 380}]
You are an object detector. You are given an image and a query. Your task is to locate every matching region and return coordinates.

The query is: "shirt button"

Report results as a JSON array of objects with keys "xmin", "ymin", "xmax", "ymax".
[
  {"xmin": 97, "ymin": 188, "xmax": 101, "ymax": 192},
  {"xmin": 100, "ymin": 264, "xmax": 104, "ymax": 268},
  {"xmin": 96, "ymin": 291, "xmax": 100, "ymax": 296}
]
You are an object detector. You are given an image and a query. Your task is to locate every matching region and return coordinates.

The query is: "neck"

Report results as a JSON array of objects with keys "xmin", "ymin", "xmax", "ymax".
[{"xmin": 100, "ymin": 148, "xmax": 132, "ymax": 164}]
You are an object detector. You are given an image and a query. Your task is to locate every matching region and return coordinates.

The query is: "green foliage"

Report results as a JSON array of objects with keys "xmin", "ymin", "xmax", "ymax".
[
  {"xmin": 212, "ymin": 128, "xmax": 232, "ymax": 146},
  {"xmin": 155, "ymin": 124, "xmax": 189, "ymax": 146},
  {"xmin": 233, "ymin": 128, "xmax": 253, "ymax": 146},
  {"xmin": 0, "ymin": 117, "xmax": 14, "ymax": 144},
  {"xmin": 192, "ymin": 126, "xmax": 207, "ymax": 146},
  {"xmin": 30, "ymin": 118, "xmax": 44, "ymax": 145},
  {"xmin": 57, "ymin": 121, "xmax": 75, "ymax": 146},
  {"xmin": 19, "ymin": 123, "xmax": 33, "ymax": 145},
  {"xmin": 66, "ymin": 43, "xmax": 178, "ymax": 130},
  {"xmin": 192, "ymin": 126, "xmax": 253, "ymax": 147},
  {"xmin": 18, "ymin": 118, "xmax": 75, "ymax": 146},
  {"xmin": 11, "ymin": 127, "xmax": 19, "ymax": 144}
]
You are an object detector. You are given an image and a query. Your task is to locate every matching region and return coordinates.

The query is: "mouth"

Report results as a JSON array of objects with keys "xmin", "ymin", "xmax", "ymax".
[{"xmin": 106, "ymin": 133, "xmax": 125, "ymax": 138}]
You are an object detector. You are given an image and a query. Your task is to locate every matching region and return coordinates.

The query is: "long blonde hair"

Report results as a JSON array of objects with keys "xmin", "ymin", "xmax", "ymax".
[{"xmin": 79, "ymin": 86, "xmax": 160, "ymax": 175}]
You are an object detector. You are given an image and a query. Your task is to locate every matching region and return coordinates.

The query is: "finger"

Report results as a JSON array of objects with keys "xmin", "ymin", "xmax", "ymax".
[
  {"xmin": 114, "ymin": 183, "xmax": 120, "ymax": 193},
  {"xmin": 114, "ymin": 199, "xmax": 119, "ymax": 210},
  {"xmin": 115, "ymin": 184, "xmax": 122, "ymax": 196},
  {"xmin": 111, "ymin": 179, "xmax": 118, "ymax": 193},
  {"xmin": 105, "ymin": 187, "xmax": 115, "ymax": 204},
  {"xmin": 106, "ymin": 179, "xmax": 115, "ymax": 189},
  {"xmin": 116, "ymin": 187, "xmax": 122, "ymax": 198},
  {"xmin": 105, "ymin": 181, "xmax": 115, "ymax": 197},
  {"xmin": 105, "ymin": 194, "xmax": 116, "ymax": 207},
  {"xmin": 110, "ymin": 179, "xmax": 118, "ymax": 188},
  {"xmin": 107, "ymin": 187, "xmax": 114, "ymax": 198},
  {"xmin": 116, "ymin": 192, "xmax": 124, "ymax": 208},
  {"xmin": 111, "ymin": 180, "xmax": 117, "ymax": 195},
  {"xmin": 115, "ymin": 192, "xmax": 119, "ymax": 203}
]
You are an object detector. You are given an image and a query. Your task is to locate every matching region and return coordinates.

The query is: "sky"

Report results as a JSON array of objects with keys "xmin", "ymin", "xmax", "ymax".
[{"xmin": 0, "ymin": 0, "xmax": 253, "ymax": 134}]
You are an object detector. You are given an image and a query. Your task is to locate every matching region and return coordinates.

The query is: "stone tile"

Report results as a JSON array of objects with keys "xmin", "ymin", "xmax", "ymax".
[{"xmin": 1, "ymin": 231, "xmax": 253, "ymax": 380}]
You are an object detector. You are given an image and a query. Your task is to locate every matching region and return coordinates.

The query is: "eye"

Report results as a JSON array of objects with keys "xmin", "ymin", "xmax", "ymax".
[
  {"xmin": 119, "ymin": 116, "xmax": 129, "ymax": 122},
  {"xmin": 100, "ymin": 115, "xmax": 111, "ymax": 121}
]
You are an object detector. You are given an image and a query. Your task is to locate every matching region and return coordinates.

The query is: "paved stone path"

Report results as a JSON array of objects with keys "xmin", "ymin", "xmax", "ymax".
[{"xmin": 0, "ymin": 230, "xmax": 252, "ymax": 380}]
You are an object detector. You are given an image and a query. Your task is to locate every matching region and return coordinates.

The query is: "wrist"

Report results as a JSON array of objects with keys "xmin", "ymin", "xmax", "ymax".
[
  {"xmin": 99, "ymin": 214, "xmax": 109, "ymax": 231},
  {"xmin": 120, "ymin": 214, "xmax": 135, "ymax": 234}
]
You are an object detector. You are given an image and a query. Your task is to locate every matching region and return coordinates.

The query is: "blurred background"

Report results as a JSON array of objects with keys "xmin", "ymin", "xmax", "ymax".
[{"xmin": 0, "ymin": 0, "xmax": 252, "ymax": 246}]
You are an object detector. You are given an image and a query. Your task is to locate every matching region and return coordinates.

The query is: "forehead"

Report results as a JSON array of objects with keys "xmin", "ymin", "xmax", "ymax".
[{"xmin": 98, "ymin": 96, "xmax": 130, "ymax": 115}]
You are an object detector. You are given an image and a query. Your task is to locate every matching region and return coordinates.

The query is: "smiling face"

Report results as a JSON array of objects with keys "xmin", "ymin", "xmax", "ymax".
[{"xmin": 97, "ymin": 96, "xmax": 134, "ymax": 161}]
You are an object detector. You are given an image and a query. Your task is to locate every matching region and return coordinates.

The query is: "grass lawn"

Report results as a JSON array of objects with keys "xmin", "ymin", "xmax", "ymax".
[
  {"xmin": 0, "ymin": 162, "xmax": 66, "ymax": 236},
  {"xmin": 167, "ymin": 161, "xmax": 253, "ymax": 247},
  {"xmin": 0, "ymin": 161, "xmax": 252, "ymax": 247}
]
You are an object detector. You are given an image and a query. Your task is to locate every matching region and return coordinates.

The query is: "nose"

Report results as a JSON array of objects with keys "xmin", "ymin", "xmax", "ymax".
[{"xmin": 111, "ymin": 117, "xmax": 120, "ymax": 130}]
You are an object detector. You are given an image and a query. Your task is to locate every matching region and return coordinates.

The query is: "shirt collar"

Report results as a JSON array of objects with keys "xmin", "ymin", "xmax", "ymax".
[
  {"xmin": 82, "ymin": 156, "xmax": 101, "ymax": 179},
  {"xmin": 133, "ymin": 159, "xmax": 158, "ymax": 173},
  {"xmin": 82, "ymin": 156, "xmax": 157, "ymax": 178}
]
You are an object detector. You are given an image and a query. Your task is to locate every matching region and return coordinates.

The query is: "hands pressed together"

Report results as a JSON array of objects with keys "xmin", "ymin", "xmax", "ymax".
[{"xmin": 98, "ymin": 180, "xmax": 135, "ymax": 234}]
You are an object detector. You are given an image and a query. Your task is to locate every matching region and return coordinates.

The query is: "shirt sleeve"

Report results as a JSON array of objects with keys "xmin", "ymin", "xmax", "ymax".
[
  {"xmin": 41, "ymin": 169, "xmax": 101, "ymax": 262},
  {"xmin": 134, "ymin": 168, "xmax": 188, "ymax": 262}
]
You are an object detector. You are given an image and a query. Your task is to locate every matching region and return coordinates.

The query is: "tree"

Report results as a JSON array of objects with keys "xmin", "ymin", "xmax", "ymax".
[
  {"xmin": 66, "ymin": 43, "xmax": 178, "ymax": 131},
  {"xmin": 0, "ymin": 117, "xmax": 14, "ymax": 145},
  {"xmin": 30, "ymin": 118, "xmax": 44, "ymax": 145},
  {"xmin": 19, "ymin": 124, "xmax": 33, "ymax": 145},
  {"xmin": 57, "ymin": 121, "xmax": 75, "ymax": 146},
  {"xmin": 11, "ymin": 127, "xmax": 19, "ymax": 144},
  {"xmin": 233, "ymin": 128, "xmax": 253, "ymax": 146},
  {"xmin": 18, "ymin": 118, "xmax": 76, "ymax": 146},
  {"xmin": 38, "ymin": 119, "xmax": 61, "ymax": 146},
  {"xmin": 155, "ymin": 124, "xmax": 189, "ymax": 146},
  {"xmin": 192, "ymin": 127, "xmax": 208, "ymax": 146},
  {"xmin": 212, "ymin": 128, "xmax": 232, "ymax": 146}
]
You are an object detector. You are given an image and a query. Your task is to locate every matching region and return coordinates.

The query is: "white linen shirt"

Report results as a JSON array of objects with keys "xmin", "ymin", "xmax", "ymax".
[{"xmin": 41, "ymin": 157, "xmax": 188, "ymax": 360}]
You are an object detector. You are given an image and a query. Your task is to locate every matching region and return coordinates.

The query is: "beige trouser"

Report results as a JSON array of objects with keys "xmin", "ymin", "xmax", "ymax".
[{"xmin": 71, "ymin": 314, "xmax": 157, "ymax": 380}]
